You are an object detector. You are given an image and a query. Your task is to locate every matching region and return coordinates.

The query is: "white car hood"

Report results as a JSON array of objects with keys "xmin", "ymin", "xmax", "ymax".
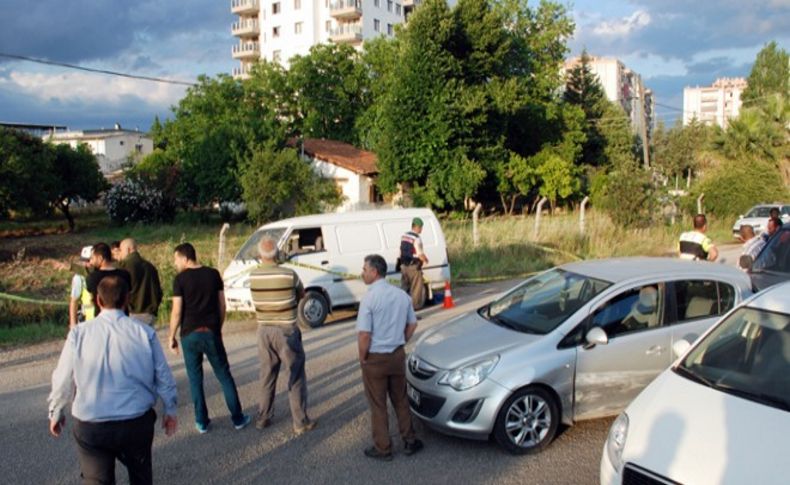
[{"xmin": 622, "ymin": 370, "xmax": 790, "ymax": 485}]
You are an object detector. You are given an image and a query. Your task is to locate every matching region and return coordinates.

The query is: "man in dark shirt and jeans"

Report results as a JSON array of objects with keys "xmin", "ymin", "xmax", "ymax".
[
  {"xmin": 86, "ymin": 242, "xmax": 131, "ymax": 312},
  {"xmin": 167, "ymin": 243, "xmax": 250, "ymax": 434}
]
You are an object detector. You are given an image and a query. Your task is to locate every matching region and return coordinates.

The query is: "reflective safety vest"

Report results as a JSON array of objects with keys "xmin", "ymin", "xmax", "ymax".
[
  {"xmin": 400, "ymin": 231, "xmax": 421, "ymax": 266},
  {"xmin": 78, "ymin": 276, "xmax": 96, "ymax": 322},
  {"xmin": 678, "ymin": 231, "xmax": 713, "ymax": 261}
]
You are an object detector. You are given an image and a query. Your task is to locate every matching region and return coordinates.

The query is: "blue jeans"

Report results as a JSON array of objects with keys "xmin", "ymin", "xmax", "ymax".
[{"xmin": 181, "ymin": 331, "xmax": 245, "ymax": 427}]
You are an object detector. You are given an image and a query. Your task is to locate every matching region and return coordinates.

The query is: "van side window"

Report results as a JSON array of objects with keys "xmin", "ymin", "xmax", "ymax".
[
  {"xmin": 285, "ymin": 227, "xmax": 324, "ymax": 257},
  {"xmin": 335, "ymin": 224, "xmax": 382, "ymax": 253}
]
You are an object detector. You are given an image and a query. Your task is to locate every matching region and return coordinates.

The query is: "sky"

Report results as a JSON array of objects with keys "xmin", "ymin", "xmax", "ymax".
[{"xmin": 0, "ymin": 0, "xmax": 788, "ymax": 131}]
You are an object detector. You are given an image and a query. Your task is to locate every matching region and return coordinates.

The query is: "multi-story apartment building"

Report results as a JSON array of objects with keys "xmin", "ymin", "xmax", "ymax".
[
  {"xmin": 682, "ymin": 77, "xmax": 747, "ymax": 128},
  {"xmin": 563, "ymin": 55, "xmax": 655, "ymax": 146},
  {"xmin": 231, "ymin": 0, "xmax": 407, "ymax": 77},
  {"xmin": 45, "ymin": 124, "xmax": 153, "ymax": 175}
]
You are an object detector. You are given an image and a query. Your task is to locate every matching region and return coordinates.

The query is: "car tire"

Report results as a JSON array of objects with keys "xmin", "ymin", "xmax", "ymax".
[
  {"xmin": 493, "ymin": 386, "xmax": 560, "ymax": 455},
  {"xmin": 297, "ymin": 291, "xmax": 329, "ymax": 330}
]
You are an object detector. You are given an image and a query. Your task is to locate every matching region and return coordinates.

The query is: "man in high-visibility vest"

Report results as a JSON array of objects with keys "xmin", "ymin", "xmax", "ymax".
[
  {"xmin": 68, "ymin": 246, "xmax": 95, "ymax": 329},
  {"xmin": 678, "ymin": 214, "xmax": 718, "ymax": 261}
]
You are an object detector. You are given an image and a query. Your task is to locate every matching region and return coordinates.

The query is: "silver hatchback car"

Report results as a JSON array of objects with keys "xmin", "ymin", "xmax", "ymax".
[{"xmin": 406, "ymin": 258, "xmax": 753, "ymax": 454}]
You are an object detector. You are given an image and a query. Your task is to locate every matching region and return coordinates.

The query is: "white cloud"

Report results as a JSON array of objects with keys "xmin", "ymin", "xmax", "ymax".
[{"xmin": 592, "ymin": 10, "xmax": 652, "ymax": 37}]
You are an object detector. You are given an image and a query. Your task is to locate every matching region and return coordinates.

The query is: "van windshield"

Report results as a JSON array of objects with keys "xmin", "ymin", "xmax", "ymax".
[
  {"xmin": 482, "ymin": 269, "xmax": 611, "ymax": 335},
  {"xmin": 236, "ymin": 228, "xmax": 286, "ymax": 261}
]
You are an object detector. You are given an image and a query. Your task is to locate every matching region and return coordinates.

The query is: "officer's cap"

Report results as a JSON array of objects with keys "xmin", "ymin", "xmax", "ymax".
[{"xmin": 412, "ymin": 217, "xmax": 424, "ymax": 227}]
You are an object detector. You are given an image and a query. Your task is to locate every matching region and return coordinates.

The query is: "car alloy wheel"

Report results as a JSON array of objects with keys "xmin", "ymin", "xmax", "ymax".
[{"xmin": 493, "ymin": 386, "xmax": 560, "ymax": 454}]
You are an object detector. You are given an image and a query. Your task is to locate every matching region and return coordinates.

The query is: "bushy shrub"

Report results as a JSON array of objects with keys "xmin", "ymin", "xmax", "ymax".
[
  {"xmin": 105, "ymin": 178, "xmax": 176, "ymax": 223},
  {"xmin": 593, "ymin": 162, "xmax": 659, "ymax": 227}
]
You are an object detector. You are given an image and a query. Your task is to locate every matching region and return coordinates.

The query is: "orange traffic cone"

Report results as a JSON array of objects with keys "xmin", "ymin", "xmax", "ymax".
[{"xmin": 443, "ymin": 281, "xmax": 455, "ymax": 309}]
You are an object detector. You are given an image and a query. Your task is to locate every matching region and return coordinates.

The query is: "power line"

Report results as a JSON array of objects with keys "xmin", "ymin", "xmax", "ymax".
[{"xmin": 0, "ymin": 52, "xmax": 197, "ymax": 87}]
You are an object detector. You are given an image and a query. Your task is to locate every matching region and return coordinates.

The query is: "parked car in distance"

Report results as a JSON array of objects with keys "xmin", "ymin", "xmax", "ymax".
[
  {"xmin": 406, "ymin": 258, "xmax": 752, "ymax": 454},
  {"xmin": 601, "ymin": 281, "xmax": 790, "ymax": 485},
  {"xmin": 223, "ymin": 208, "xmax": 451, "ymax": 328},
  {"xmin": 742, "ymin": 223, "xmax": 790, "ymax": 291},
  {"xmin": 731, "ymin": 203, "xmax": 790, "ymax": 239}
]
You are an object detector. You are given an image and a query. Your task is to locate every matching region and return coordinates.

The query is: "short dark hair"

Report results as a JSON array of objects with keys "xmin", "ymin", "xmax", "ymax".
[
  {"xmin": 364, "ymin": 254, "xmax": 387, "ymax": 277},
  {"xmin": 769, "ymin": 207, "xmax": 780, "ymax": 216},
  {"xmin": 110, "ymin": 240, "xmax": 121, "ymax": 250},
  {"xmin": 174, "ymin": 242, "xmax": 197, "ymax": 262},
  {"xmin": 768, "ymin": 217, "xmax": 782, "ymax": 229},
  {"xmin": 97, "ymin": 275, "xmax": 129, "ymax": 309},
  {"xmin": 92, "ymin": 242, "xmax": 111, "ymax": 262},
  {"xmin": 693, "ymin": 214, "xmax": 707, "ymax": 230}
]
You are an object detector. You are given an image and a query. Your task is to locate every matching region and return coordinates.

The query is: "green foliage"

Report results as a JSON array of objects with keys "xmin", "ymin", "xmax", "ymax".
[
  {"xmin": 535, "ymin": 150, "xmax": 580, "ymax": 208},
  {"xmin": 594, "ymin": 160, "xmax": 658, "ymax": 227},
  {"xmin": 651, "ymin": 120, "xmax": 715, "ymax": 179},
  {"xmin": 0, "ymin": 128, "xmax": 56, "ymax": 218},
  {"xmin": 128, "ymin": 149, "xmax": 181, "ymax": 211},
  {"xmin": 714, "ymin": 94, "xmax": 789, "ymax": 162},
  {"xmin": 240, "ymin": 143, "xmax": 343, "ymax": 223},
  {"xmin": 564, "ymin": 50, "xmax": 608, "ymax": 167},
  {"xmin": 49, "ymin": 143, "xmax": 109, "ymax": 231},
  {"xmin": 105, "ymin": 178, "xmax": 176, "ymax": 224},
  {"xmin": 741, "ymin": 41, "xmax": 789, "ymax": 106},
  {"xmin": 691, "ymin": 157, "xmax": 789, "ymax": 217}
]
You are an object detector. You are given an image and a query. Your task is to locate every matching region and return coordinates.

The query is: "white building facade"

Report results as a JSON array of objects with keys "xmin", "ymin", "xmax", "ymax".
[
  {"xmin": 683, "ymin": 77, "xmax": 747, "ymax": 128},
  {"xmin": 45, "ymin": 127, "xmax": 153, "ymax": 175},
  {"xmin": 232, "ymin": 0, "xmax": 410, "ymax": 76}
]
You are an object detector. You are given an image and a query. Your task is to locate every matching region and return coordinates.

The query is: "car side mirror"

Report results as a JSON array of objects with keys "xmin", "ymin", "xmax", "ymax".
[
  {"xmin": 672, "ymin": 339, "xmax": 691, "ymax": 358},
  {"xmin": 738, "ymin": 254, "xmax": 754, "ymax": 271},
  {"xmin": 584, "ymin": 327, "xmax": 608, "ymax": 349}
]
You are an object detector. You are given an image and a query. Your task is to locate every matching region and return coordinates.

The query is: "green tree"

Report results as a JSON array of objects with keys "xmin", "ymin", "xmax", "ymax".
[
  {"xmin": 564, "ymin": 50, "xmax": 608, "ymax": 167},
  {"xmin": 535, "ymin": 149, "xmax": 580, "ymax": 210},
  {"xmin": 49, "ymin": 143, "xmax": 108, "ymax": 231},
  {"xmin": 0, "ymin": 128, "xmax": 56, "ymax": 218},
  {"xmin": 240, "ymin": 143, "xmax": 343, "ymax": 223},
  {"xmin": 741, "ymin": 41, "xmax": 789, "ymax": 106}
]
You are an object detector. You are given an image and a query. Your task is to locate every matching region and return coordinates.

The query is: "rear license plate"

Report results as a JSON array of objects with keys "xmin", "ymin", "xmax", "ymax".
[{"xmin": 406, "ymin": 383, "xmax": 421, "ymax": 406}]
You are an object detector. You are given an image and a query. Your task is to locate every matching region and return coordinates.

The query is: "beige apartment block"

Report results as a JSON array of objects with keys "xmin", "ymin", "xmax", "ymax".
[{"xmin": 683, "ymin": 77, "xmax": 747, "ymax": 128}]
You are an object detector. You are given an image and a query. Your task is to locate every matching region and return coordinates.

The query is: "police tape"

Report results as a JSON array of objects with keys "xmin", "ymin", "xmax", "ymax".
[{"xmin": 0, "ymin": 292, "xmax": 69, "ymax": 306}]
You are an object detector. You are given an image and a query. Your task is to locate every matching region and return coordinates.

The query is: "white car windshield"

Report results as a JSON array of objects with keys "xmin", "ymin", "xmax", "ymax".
[
  {"xmin": 235, "ymin": 228, "xmax": 286, "ymax": 261},
  {"xmin": 745, "ymin": 207, "xmax": 776, "ymax": 218},
  {"xmin": 483, "ymin": 269, "xmax": 611, "ymax": 335},
  {"xmin": 675, "ymin": 306, "xmax": 790, "ymax": 412}
]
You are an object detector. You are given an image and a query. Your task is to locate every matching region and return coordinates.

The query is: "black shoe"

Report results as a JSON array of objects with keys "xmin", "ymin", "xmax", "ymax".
[
  {"xmin": 403, "ymin": 439, "xmax": 424, "ymax": 456},
  {"xmin": 364, "ymin": 446, "xmax": 393, "ymax": 461}
]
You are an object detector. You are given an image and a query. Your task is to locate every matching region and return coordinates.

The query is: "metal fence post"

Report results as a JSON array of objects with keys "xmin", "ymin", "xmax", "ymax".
[
  {"xmin": 580, "ymin": 196, "xmax": 590, "ymax": 234},
  {"xmin": 472, "ymin": 203, "xmax": 482, "ymax": 247},
  {"xmin": 218, "ymin": 223, "xmax": 230, "ymax": 270},
  {"xmin": 534, "ymin": 197, "xmax": 547, "ymax": 239},
  {"xmin": 697, "ymin": 194, "xmax": 705, "ymax": 214}
]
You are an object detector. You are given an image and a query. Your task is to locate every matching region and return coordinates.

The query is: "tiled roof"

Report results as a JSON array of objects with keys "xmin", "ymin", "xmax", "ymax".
[{"xmin": 294, "ymin": 138, "xmax": 378, "ymax": 175}]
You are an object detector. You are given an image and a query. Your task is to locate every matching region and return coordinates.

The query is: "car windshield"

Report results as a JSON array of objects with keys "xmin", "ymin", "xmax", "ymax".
[
  {"xmin": 235, "ymin": 228, "xmax": 286, "ymax": 261},
  {"xmin": 752, "ymin": 227, "xmax": 790, "ymax": 274},
  {"xmin": 675, "ymin": 306, "xmax": 790, "ymax": 412},
  {"xmin": 482, "ymin": 269, "xmax": 611, "ymax": 335},
  {"xmin": 745, "ymin": 207, "xmax": 775, "ymax": 218}
]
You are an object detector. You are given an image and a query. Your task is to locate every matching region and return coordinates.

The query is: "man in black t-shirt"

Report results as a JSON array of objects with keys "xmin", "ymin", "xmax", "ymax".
[
  {"xmin": 86, "ymin": 242, "xmax": 131, "ymax": 313},
  {"xmin": 167, "ymin": 242, "xmax": 249, "ymax": 434}
]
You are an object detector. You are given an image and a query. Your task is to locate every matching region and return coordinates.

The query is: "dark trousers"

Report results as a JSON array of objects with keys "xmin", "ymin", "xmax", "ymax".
[
  {"xmin": 181, "ymin": 331, "xmax": 245, "ymax": 427},
  {"xmin": 257, "ymin": 325, "xmax": 309, "ymax": 427},
  {"xmin": 72, "ymin": 408, "xmax": 156, "ymax": 485},
  {"xmin": 361, "ymin": 346, "xmax": 416, "ymax": 453}
]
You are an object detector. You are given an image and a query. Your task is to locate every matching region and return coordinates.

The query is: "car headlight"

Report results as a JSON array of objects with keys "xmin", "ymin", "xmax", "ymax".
[
  {"xmin": 606, "ymin": 412, "xmax": 629, "ymax": 473},
  {"xmin": 439, "ymin": 355, "xmax": 499, "ymax": 391}
]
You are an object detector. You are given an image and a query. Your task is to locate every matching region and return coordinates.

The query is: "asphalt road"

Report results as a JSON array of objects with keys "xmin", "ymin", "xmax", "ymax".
[{"xmin": 0, "ymin": 278, "xmax": 613, "ymax": 485}]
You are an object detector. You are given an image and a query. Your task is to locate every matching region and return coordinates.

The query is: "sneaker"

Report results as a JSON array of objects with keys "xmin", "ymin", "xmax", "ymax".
[
  {"xmin": 195, "ymin": 422, "xmax": 209, "ymax": 434},
  {"xmin": 234, "ymin": 414, "xmax": 252, "ymax": 431},
  {"xmin": 255, "ymin": 415, "xmax": 272, "ymax": 430},
  {"xmin": 403, "ymin": 439, "xmax": 424, "ymax": 456},
  {"xmin": 293, "ymin": 419, "xmax": 317, "ymax": 436},
  {"xmin": 363, "ymin": 446, "xmax": 393, "ymax": 461}
]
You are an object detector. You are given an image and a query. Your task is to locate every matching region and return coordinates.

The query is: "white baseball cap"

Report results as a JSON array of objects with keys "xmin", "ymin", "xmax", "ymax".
[{"xmin": 80, "ymin": 245, "xmax": 93, "ymax": 261}]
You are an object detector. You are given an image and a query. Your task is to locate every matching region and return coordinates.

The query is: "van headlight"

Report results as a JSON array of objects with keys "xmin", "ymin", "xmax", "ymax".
[
  {"xmin": 439, "ymin": 355, "xmax": 499, "ymax": 391},
  {"xmin": 606, "ymin": 412, "xmax": 629, "ymax": 472}
]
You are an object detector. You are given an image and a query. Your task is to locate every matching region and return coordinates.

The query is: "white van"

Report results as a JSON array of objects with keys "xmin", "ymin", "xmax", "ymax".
[{"xmin": 224, "ymin": 208, "xmax": 451, "ymax": 328}]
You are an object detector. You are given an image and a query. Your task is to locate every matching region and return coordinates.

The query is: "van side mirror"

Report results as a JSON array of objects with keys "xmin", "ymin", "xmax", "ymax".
[
  {"xmin": 584, "ymin": 327, "xmax": 608, "ymax": 349},
  {"xmin": 672, "ymin": 339, "xmax": 691, "ymax": 358},
  {"xmin": 738, "ymin": 254, "xmax": 753, "ymax": 271}
]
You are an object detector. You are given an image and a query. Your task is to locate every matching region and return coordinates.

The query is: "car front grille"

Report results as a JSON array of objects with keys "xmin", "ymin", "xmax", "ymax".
[
  {"xmin": 622, "ymin": 463, "xmax": 680, "ymax": 485},
  {"xmin": 407, "ymin": 354, "xmax": 439, "ymax": 380}
]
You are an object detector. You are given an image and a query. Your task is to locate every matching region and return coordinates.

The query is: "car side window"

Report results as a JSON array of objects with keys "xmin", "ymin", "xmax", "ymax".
[
  {"xmin": 673, "ymin": 280, "xmax": 719, "ymax": 322},
  {"xmin": 591, "ymin": 284, "xmax": 664, "ymax": 339},
  {"xmin": 718, "ymin": 283, "xmax": 736, "ymax": 315}
]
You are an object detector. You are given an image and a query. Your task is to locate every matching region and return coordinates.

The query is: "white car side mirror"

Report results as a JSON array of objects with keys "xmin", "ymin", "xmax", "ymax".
[
  {"xmin": 672, "ymin": 339, "xmax": 691, "ymax": 358},
  {"xmin": 584, "ymin": 327, "xmax": 608, "ymax": 348}
]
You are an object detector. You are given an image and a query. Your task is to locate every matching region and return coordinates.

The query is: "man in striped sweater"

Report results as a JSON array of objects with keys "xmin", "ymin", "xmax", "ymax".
[{"xmin": 250, "ymin": 236, "xmax": 316, "ymax": 435}]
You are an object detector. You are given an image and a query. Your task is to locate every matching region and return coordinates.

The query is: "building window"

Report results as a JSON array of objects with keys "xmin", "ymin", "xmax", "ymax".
[
  {"xmin": 395, "ymin": 3, "xmax": 401, "ymax": 14},
  {"xmin": 119, "ymin": 140, "xmax": 124, "ymax": 146},
  {"xmin": 374, "ymin": 18, "xmax": 380, "ymax": 31},
  {"xmin": 294, "ymin": 0, "xmax": 301, "ymax": 9},
  {"xmin": 272, "ymin": 2, "xmax": 280, "ymax": 14},
  {"xmin": 325, "ymin": 20, "xmax": 332, "ymax": 32},
  {"xmin": 374, "ymin": 0, "xmax": 379, "ymax": 7},
  {"xmin": 273, "ymin": 50, "xmax": 281, "ymax": 62},
  {"xmin": 387, "ymin": 23, "xmax": 393, "ymax": 35},
  {"xmin": 295, "ymin": 21, "xmax": 303, "ymax": 34},
  {"xmin": 273, "ymin": 26, "xmax": 280, "ymax": 37},
  {"xmin": 387, "ymin": 0, "xmax": 392, "ymax": 11}
]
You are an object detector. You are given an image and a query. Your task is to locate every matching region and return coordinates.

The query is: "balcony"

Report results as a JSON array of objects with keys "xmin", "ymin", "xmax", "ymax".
[
  {"xmin": 330, "ymin": 0, "xmax": 362, "ymax": 19},
  {"xmin": 231, "ymin": 0, "xmax": 259, "ymax": 15},
  {"xmin": 232, "ymin": 41, "xmax": 260, "ymax": 59},
  {"xmin": 232, "ymin": 18, "xmax": 260, "ymax": 37},
  {"xmin": 232, "ymin": 64, "xmax": 254, "ymax": 79},
  {"xmin": 330, "ymin": 23, "xmax": 363, "ymax": 44}
]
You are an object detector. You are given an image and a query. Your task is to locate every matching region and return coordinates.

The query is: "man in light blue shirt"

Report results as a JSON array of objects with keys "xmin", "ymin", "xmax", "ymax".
[
  {"xmin": 356, "ymin": 254, "xmax": 423, "ymax": 461},
  {"xmin": 48, "ymin": 275, "xmax": 178, "ymax": 485}
]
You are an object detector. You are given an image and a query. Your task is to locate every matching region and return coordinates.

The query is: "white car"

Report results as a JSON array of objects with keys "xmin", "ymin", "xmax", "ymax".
[
  {"xmin": 601, "ymin": 281, "xmax": 790, "ymax": 485},
  {"xmin": 731, "ymin": 203, "xmax": 790, "ymax": 239}
]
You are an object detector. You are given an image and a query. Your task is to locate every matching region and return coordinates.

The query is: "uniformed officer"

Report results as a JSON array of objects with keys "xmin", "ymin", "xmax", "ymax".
[
  {"xmin": 399, "ymin": 217, "xmax": 429, "ymax": 310},
  {"xmin": 678, "ymin": 214, "xmax": 718, "ymax": 261},
  {"xmin": 68, "ymin": 246, "xmax": 95, "ymax": 329}
]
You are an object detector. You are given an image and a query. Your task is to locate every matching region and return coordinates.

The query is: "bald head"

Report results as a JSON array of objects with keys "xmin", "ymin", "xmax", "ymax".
[
  {"xmin": 258, "ymin": 236, "xmax": 278, "ymax": 262},
  {"xmin": 740, "ymin": 225, "xmax": 755, "ymax": 241},
  {"xmin": 120, "ymin": 238, "xmax": 137, "ymax": 259}
]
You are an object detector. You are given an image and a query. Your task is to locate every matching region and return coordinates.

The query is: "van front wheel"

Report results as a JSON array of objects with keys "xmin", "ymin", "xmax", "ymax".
[{"xmin": 297, "ymin": 291, "xmax": 329, "ymax": 329}]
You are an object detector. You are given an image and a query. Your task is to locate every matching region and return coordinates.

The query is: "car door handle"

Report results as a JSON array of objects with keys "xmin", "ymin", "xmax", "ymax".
[
  {"xmin": 645, "ymin": 345, "xmax": 664, "ymax": 356},
  {"xmin": 321, "ymin": 260, "xmax": 329, "ymax": 265}
]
